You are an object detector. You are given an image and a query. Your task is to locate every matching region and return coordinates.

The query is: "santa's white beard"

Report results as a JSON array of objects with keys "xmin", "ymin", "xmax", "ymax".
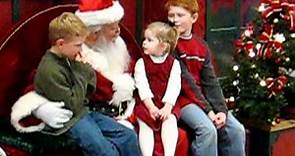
[
  {"xmin": 91, "ymin": 36, "xmax": 135, "ymax": 110},
  {"xmin": 93, "ymin": 36, "xmax": 130, "ymax": 80}
]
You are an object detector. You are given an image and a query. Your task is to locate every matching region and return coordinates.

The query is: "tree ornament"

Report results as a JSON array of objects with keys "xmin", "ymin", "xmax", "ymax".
[
  {"xmin": 260, "ymin": 80, "xmax": 267, "ymax": 87},
  {"xmin": 233, "ymin": 65, "xmax": 239, "ymax": 71},
  {"xmin": 248, "ymin": 50, "xmax": 256, "ymax": 58},
  {"xmin": 254, "ymin": 73, "xmax": 260, "ymax": 78},
  {"xmin": 233, "ymin": 80, "xmax": 239, "ymax": 86}
]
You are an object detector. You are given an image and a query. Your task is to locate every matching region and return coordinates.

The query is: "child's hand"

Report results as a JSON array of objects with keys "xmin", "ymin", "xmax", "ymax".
[
  {"xmin": 148, "ymin": 105, "xmax": 160, "ymax": 120},
  {"xmin": 214, "ymin": 112, "xmax": 226, "ymax": 129},
  {"xmin": 75, "ymin": 52, "xmax": 87, "ymax": 63},
  {"xmin": 207, "ymin": 110, "xmax": 217, "ymax": 122},
  {"xmin": 75, "ymin": 52, "xmax": 93, "ymax": 65},
  {"xmin": 158, "ymin": 103, "xmax": 173, "ymax": 121},
  {"xmin": 143, "ymin": 98, "xmax": 159, "ymax": 120}
]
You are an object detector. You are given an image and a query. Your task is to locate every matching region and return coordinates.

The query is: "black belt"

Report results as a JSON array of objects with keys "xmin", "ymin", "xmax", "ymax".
[{"xmin": 91, "ymin": 101, "xmax": 128, "ymax": 117}]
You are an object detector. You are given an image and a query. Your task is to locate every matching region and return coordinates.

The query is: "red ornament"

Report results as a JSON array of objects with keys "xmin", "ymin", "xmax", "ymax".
[{"xmin": 265, "ymin": 75, "xmax": 288, "ymax": 97}]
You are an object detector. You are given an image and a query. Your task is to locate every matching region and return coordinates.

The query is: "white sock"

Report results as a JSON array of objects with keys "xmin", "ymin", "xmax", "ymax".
[
  {"xmin": 161, "ymin": 115, "xmax": 178, "ymax": 156},
  {"xmin": 138, "ymin": 119, "xmax": 154, "ymax": 156}
]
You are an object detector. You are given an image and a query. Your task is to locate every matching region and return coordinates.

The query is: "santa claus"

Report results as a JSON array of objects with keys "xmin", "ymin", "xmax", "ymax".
[{"xmin": 11, "ymin": 0, "xmax": 138, "ymax": 132}]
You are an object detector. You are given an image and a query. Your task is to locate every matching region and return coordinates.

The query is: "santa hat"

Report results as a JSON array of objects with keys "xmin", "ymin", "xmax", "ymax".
[{"xmin": 75, "ymin": 0, "xmax": 124, "ymax": 26}]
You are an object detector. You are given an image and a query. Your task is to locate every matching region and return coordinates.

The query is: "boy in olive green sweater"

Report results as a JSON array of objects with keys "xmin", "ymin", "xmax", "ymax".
[{"xmin": 34, "ymin": 12, "xmax": 140, "ymax": 156}]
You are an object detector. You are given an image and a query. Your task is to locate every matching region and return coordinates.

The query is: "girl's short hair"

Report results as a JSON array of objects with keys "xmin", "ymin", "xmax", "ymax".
[
  {"xmin": 146, "ymin": 21, "xmax": 179, "ymax": 53},
  {"xmin": 48, "ymin": 12, "xmax": 88, "ymax": 43},
  {"xmin": 165, "ymin": 0, "xmax": 199, "ymax": 14}
]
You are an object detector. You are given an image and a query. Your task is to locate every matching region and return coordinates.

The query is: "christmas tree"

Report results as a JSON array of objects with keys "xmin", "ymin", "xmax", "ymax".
[{"xmin": 221, "ymin": 0, "xmax": 295, "ymax": 124}]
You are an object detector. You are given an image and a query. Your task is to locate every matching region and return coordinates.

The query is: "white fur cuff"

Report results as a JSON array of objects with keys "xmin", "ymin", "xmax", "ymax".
[{"xmin": 10, "ymin": 91, "xmax": 46, "ymax": 133}]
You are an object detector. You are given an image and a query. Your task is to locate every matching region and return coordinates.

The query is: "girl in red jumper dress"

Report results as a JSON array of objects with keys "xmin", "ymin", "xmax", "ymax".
[{"xmin": 134, "ymin": 22, "xmax": 181, "ymax": 156}]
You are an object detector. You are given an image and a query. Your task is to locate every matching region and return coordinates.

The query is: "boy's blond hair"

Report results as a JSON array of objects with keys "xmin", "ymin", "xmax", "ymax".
[
  {"xmin": 49, "ymin": 12, "xmax": 88, "ymax": 44},
  {"xmin": 165, "ymin": 0, "xmax": 199, "ymax": 14},
  {"xmin": 146, "ymin": 21, "xmax": 179, "ymax": 54}
]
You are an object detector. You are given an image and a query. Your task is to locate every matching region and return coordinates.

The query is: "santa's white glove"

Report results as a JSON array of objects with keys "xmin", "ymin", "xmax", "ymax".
[
  {"xmin": 33, "ymin": 102, "xmax": 73, "ymax": 129},
  {"xmin": 110, "ymin": 74, "xmax": 135, "ymax": 106}
]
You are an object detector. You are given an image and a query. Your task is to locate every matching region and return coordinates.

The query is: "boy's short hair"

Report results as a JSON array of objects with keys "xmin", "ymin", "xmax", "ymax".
[
  {"xmin": 48, "ymin": 12, "xmax": 88, "ymax": 43},
  {"xmin": 165, "ymin": 0, "xmax": 199, "ymax": 14}
]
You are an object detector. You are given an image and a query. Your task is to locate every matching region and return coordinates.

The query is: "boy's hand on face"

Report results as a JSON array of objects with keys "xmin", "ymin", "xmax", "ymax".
[
  {"xmin": 75, "ymin": 52, "xmax": 87, "ymax": 64},
  {"xmin": 158, "ymin": 103, "xmax": 173, "ymax": 121}
]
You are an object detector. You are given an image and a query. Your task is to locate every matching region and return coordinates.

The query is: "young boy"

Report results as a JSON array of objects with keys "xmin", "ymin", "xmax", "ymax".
[
  {"xmin": 34, "ymin": 12, "xmax": 140, "ymax": 156},
  {"xmin": 164, "ymin": 0, "xmax": 246, "ymax": 156}
]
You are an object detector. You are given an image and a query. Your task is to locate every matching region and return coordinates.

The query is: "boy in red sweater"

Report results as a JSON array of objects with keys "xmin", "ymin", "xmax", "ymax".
[{"xmin": 165, "ymin": 0, "xmax": 246, "ymax": 155}]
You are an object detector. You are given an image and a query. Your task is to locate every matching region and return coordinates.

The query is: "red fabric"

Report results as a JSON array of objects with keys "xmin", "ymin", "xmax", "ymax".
[
  {"xmin": 272, "ymin": 130, "xmax": 295, "ymax": 156},
  {"xmin": 91, "ymin": 71, "xmax": 114, "ymax": 102},
  {"xmin": 177, "ymin": 78, "xmax": 206, "ymax": 109},
  {"xmin": 79, "ymin": 0, "xmax": 113, "ymax": 12},
  {"xmin": 1, "ymin": 144, "xmax": 30, "ymax": 156},
  {"xmin": 175, "ymin": 36, "xmax": 208, "ymax": 109},
  {"xmin": 176, "ymin": 38, "xmax": 207, "ymax": 85},
  {"xmin": 19, "ymin": 116, "xmax": 42, "ymax": 128},
  {"xmin": 175, "ymin": 127, "xmax": 190, "ymax": 156}
]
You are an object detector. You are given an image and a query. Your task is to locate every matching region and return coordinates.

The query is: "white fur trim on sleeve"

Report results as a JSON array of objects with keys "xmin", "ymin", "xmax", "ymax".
[
  {"xmin": 112, "ymin": 73, "xmax": 135, "ymax": 93},
  {"xmin": 10, "ymin": 91, "xmax": 46, "ymax": 133}
]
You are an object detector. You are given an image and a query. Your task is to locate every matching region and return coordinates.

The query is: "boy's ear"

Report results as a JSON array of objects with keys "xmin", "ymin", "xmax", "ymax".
[
  {"xmin": 56, "ymin": 38, "xmax": 65, "ymax": 47},
  {"xmin": 192, "ymin": 13, "xmax": 198, "ymax": 23}
]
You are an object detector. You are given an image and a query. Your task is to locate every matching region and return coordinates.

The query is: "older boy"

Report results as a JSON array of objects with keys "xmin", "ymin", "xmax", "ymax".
[
  {"xmin": 34, "ymin": 12, "xmax": 140, "ymax": 156},
  {"xmin": 165, "ymin": 0, "xmax": 246, "ymax": 156}
]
